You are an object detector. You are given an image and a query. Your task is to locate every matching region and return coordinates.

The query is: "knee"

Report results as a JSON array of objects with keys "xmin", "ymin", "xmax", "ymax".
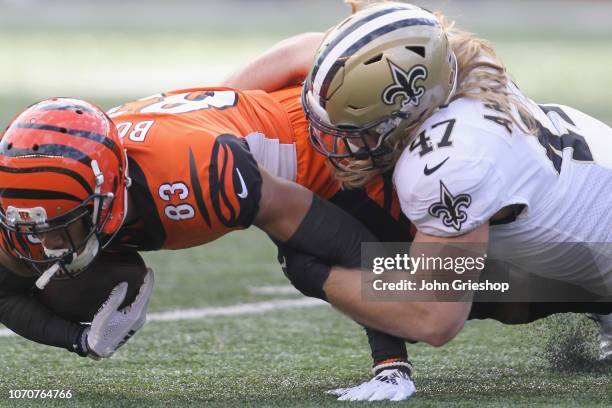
[
  {"xmin": 392, "ymin": 304, "xmax": 466, "ymax": 347},
  {"xmin": 422, "ymin": 325, "xmax": 458, "ymax": 347}
]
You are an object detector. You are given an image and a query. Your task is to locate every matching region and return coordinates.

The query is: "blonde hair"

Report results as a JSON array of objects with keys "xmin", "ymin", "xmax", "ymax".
[{"xmin": 335, "ymin": 1, "xmax": 537, "ymax": 189}]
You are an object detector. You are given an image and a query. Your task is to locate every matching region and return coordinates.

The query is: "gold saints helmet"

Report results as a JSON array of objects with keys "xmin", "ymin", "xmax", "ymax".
[{"xmin": 302, "ymin": 2, "xmax": 457, "ymax": 168}]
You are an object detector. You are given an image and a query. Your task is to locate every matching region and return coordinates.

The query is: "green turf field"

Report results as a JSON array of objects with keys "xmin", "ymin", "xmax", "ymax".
[
  {"xmin": 0, "ymin": 1, "xmax": 611, "ymax": 406},
  {"xmin": 1, "ymin": 230, "xmax": 611, "ymax": 407}
]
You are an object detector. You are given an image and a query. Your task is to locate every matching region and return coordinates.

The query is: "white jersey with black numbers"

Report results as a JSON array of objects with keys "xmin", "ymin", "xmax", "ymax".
[{"xmin": 393, "ymin": 88, "xmax": 612, "ymax": 295}]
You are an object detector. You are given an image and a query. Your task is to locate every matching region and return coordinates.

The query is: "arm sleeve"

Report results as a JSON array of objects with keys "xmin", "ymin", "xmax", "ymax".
[
  {"xmin": 394, "ymin": 155, "xmax": 505, "ymax": 237},
  {"xmin": 0, "ymin": 265, "xmax": 83, "ymax": 352},
  {"xmin": 209, "ymin": 134, "xmax": 263, "ymax": 228},
  {"xmin": 285, "ymin": 194, "xmax": 378, "ymax": 268}
]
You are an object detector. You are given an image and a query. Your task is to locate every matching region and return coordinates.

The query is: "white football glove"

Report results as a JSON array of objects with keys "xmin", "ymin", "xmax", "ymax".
[
  {"xmin": 327, "ymin": 367, "xmax": 416, "ymax": 401},
  {"xmin": 85, "ymin": 268, "xmax": 155, "ymax": 359}
]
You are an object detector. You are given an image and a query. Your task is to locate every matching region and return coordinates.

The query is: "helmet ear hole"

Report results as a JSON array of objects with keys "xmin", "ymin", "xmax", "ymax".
[
  {"xmin": 405, "ymin": 46, "xmax": 426, "ymax": 58},
  {"xmin": 364, "ymin": 54, "xmax": 383, "ymax": 65}
]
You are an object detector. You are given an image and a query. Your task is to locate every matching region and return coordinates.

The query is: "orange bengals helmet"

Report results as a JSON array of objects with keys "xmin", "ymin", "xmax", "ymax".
[{"xmin": 0, "ymin": 98, "xmax": 130, "ymax": 284}]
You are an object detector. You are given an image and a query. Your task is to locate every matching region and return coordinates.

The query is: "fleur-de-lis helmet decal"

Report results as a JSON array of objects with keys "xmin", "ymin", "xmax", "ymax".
[
  {"xmin": 382, "ymin": 62, "xmax": 428, "ymax": 109},
  {"xmin": 428, "ymin": 181, "xmax": 472, "ymax": 231}
]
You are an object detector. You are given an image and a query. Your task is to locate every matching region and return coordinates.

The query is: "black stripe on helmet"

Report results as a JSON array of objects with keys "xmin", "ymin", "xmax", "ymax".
[
  {"xmin": 36, "ymin": 102, "xmax": 97, "ymax": 114},
  {"xmin": 0, "ymin": 188, "xmax": 82, "ymax": 202},
  {"xmin": 317, "ymin": 18, "xmax": 438, "ymax": 104},
  {"xmin": 0, "ymin": 143, "xmax": 92, "ymax": 167},
  {"xmin": 0, "ymin": 165, "xmax": 94, "ymax": 196},
  {"xmin": 311, "ymin": 6, "xmax": 408, "ymax": 83},
  {"xmin": 12, "ymin": 123, "xmax": 122, "ymax": 164}
]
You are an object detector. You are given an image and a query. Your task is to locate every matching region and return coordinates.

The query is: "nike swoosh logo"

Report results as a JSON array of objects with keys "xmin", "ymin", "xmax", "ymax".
[
  {"xmin": 236, "ymin": 168, "xmax": 248, "ymax": 199},
  {"xmin": 424, "ymin": 157, "xmax": 450, "ymax": 176}
]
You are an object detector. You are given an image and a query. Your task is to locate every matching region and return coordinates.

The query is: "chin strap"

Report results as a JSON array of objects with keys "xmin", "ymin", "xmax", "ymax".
[
  {"xmin": 91, "ymin": 160, "xmax": 104, "ymax": 224},
  {"xmin": 64, "ymin": 234, "xmax": 100, "ymax": 272},
  {"xmin": 35, "ymin": 263, "xmax": 62, "ymax": 290},
  {"xmin": 35, "ymin": 234, "xmax": 100, "ymax": 289},
  {"xmin": 444, "ymin": 49, "xmax": 459, "ymax": 105}
]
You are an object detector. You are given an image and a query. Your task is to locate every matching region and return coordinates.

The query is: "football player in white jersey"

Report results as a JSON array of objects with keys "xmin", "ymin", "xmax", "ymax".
[{"xmin": 226, "ymin": 0, "xmax": 612, "ymax": 400}]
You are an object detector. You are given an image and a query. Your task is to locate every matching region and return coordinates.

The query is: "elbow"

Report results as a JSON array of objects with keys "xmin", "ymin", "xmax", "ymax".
[{"xmin": 285, "ymin": 32, "xmax": 325, "ymax": 76}]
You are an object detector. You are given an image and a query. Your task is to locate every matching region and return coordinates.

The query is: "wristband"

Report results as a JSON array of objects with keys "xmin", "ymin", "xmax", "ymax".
[{"xmin": 71, "ymin": 325, "xmax": 90, "ymax": 357}]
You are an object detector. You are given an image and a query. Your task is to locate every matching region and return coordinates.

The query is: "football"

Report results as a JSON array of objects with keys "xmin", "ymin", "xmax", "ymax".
[{"xmin": 37, "ymin": 251, "xmax": 148, "ymax": 323}]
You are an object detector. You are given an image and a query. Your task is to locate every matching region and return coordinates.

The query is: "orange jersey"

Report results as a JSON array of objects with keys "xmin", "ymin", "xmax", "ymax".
[
  {"xmin": 107, "ymin": 87, "xmax": 286, "ymax": 250},
  {"xmin": 105, "ymin": 86, "xmax": 412, "ymax": 251}
]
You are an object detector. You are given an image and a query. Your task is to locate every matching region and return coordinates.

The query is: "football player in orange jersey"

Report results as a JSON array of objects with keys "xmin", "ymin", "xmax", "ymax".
[{"xmin": 0, "ymin": 86, "xmax": 415, "ymax": 399}]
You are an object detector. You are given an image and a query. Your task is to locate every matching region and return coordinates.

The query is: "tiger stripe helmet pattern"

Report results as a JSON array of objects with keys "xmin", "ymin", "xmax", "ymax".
[
  {"xmin": 302, "ymin": 2, "xmax": 457, "ymax": 168},
  {"xmin": 0, "ymin": 98, "xmax": 129, "ymax": 275}
]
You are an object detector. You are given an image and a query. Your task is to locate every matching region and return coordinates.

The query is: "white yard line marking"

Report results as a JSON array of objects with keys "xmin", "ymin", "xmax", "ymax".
[
  {"xmin": 249, "ymin": 285, "xmax": 300, "ymax": 296},
  {"xmin": 0, "ymin": 298, "xmax": 326, "ymax": 338},
  {"xmin": 148, "ymin": 298, "xmax": 324, "ymax": 322}
]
